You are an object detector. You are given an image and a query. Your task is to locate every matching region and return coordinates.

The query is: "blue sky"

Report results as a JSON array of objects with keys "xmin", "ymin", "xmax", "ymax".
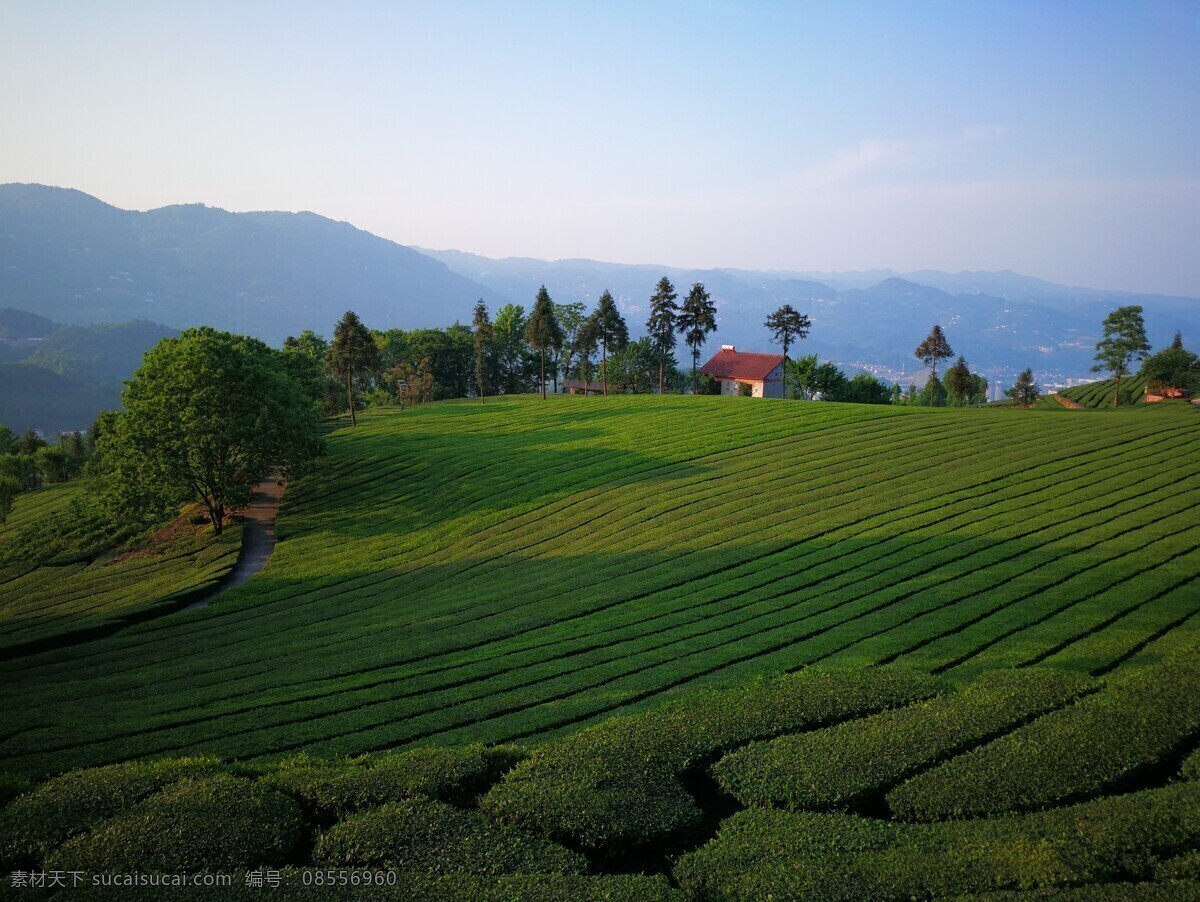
[{"xmin": 2, "ymin": 1, "xmax": 1198, "ymax": 294}]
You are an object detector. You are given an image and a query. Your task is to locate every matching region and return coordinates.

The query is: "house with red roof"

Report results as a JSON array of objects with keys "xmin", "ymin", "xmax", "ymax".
[{"xmin": 699, "ymin": 346, "xmax": 786, "ymax": 398}]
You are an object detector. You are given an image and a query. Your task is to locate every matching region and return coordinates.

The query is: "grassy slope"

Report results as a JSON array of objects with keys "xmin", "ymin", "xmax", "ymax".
[
  {"xmin": 0, "ymin": 395, "xmax": 1197, "ymax": 777},
  {"xmin": 1059, "ymin": 374, "xmax": 1149, "ymax": 408}
]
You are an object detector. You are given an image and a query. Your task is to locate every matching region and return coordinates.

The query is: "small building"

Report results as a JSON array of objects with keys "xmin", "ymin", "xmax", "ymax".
[
  {"xmin": 562, "ymin": 378, "xmax": 605, "ymax": 395},
  {"xmin": 699, "ymin": 346, "xmax": 786, "ymax": 398},
  {"xmin": 1144, "ymin": 384, "xmax": 1193, "ymax": 402}
]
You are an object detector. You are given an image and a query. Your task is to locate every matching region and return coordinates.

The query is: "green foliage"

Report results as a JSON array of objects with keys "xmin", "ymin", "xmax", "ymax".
[
  {"xmin": 1139, "ymin": 341, "xmax": 1200, "ymax": 394},
  {"xmin": 646, "ymin": 277, "xmax": 679, "ymax": 393},
  {"xmin": 828, "ymin": 372, "xmax": 893, "ymax": 405},
  {"xmin": 47, "ymin": 774, "xmax": 303, "ymax": 872},
  {"xmin": 472, "ymin": 299, "xmax": 494, "ymax": 401},
  {"xmin": 261, "ymin": 744, "xmax": 526, "ymax": 820},
  {"xmin": 492, "ymin": 303, "xmax": 536, "ymax": 394},
  {"xmin": 919, "ymin": 372, "xmax": 949, "ymax": 407},
  {"xmin": 482, "ymin": 667, "xmax": 937, "ymax": 852},
  {"xmin": 328, "ymin": 311, "xmax": 382, "ymax": 426},
  {"xmin": 16, "ymin": 427, "xmax": 46, "ymax": 455},
  {"xmin": 1181, "ymin": 746, "xmax": 1200, "ymax": 781},
  {"xmin": 887, "ymin": 650, "xmax": 1200, "ymax": 820},
  {"xmin": 525, "ymin": 287, "xmax": 564, "ymax": 400},
  {"xmin": 1058, "ymin": 374, "xmax": 1149, "ymax": 408},
  {"xmin": 0, "ymin": 475, "xmax": 18, "ymax": 527},
  {"xmin": 606, "ymin": 337, "xmax": 671, "ymax": 393},
  {"xmin": 1006, "ymin": 367, "xmax": 1042, "ymax": 407},
  {"xmin": 674, "ymin": 782, "xmax": 1200, "ymax": 900},
  {"xmin": 96, "ymin": 326, "xmax": 323, "ymax": 534},
  {"xmin": 764, "ymin": 305, "xmax": 812, "ymax": 396},
  {"xmin": 714, "ymin": 669, "xmax": 1091, "ymax": 812},
  {"xmin": 786, "ymin": 354, "xmax": 846, "ymax": 400},
  {"xmin": 0, "ymin": 757, "xmax": 221, "ymax": 867},
  {"xmin": 589, "ymin": 290, "xmax": 628, "ymax": 395},
  {"xmin": 1093, "ymin": 305, "xmax": 1152, "ymax": 407},
  {"xmin": 314, "ymin": 796, "xmax": 585, "ymax": 875},
  {"xmin": 677, "ymin": 282, "xmax": 716, "ymax": 379},
  {"xmin": 737, "ymin": 380, "xmax": 753, "ymax": 397},
  {"xmin": 914, "ymin": 324, "xmax": 954, "ymax": 390},
  {"xmin": 0, "ymin": 424, "xmax": 14, "ymax": 455}
]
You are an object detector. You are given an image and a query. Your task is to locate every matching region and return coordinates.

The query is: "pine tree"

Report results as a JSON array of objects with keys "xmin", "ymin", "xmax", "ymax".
[
  {"xmin": 590, "ymin": 290, "xmax": 628, "ymax": 396},
  {"xmin": 525, "ymin": 287, "xmax": 564, "ymax": 401},
  {"xmin": 914, "ymin": 325, "xmax": 954, "ymax": 406},
  {"xmin": 1006, "ymin": 368, "xmax": 1041, "ymax": 407},
  {"xmin": 646, "ymin": 277, "xmax": 679, "ymax": 395},
  {"xmin": 328, "ymin": 310, "xmax": 381, "ymax": 427},
  {"xmin": 471, "ymin": 299, "xmax": 493, "ymax": 403},
  {"xmin": 677, "ymin": 282, "xmax": 717, "ymax": 388},
  {"xmin": 764, "ymin": 305, "xmax": 812, "ymax": 397},
  {"xmin": 946, "ymin": 356, "xmax": 973, "ymax": 406}
]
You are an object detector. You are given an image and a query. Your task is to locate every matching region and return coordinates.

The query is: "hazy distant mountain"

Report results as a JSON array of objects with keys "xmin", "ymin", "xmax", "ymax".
[
  {"xmin": 0, "ymin": 184, "xmax": 501, "ymax": 344},
  {"xmin": 0, "ymin": 309, "xmax": 176, "ymax": 433},
  {"xmin": 419, "ymin": 249, "xmax": 1200, "ymax": 386}
]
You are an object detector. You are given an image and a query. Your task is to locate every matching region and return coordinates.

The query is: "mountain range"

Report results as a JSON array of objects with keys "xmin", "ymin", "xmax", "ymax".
[{"xmin": 2, "ymin": 184, "xmax": 1197, "ymax": 408}]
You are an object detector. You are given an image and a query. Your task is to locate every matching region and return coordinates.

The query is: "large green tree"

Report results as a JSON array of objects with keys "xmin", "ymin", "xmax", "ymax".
[
  {"xmin": 914, "ymin": 326, "xmax": 954, "ymax": 406},
  {"xmin": 96, "ymin": 327, "xmax": 323, "ymax": 535},
  {"xmin": 646, "ymin": 277, "xmax": 679, "ymax": 395},
  {"xmin": 327, "ymin": 311, "xmax": 381, "ymax": 426},
  {"xmin": 1139, "ymin": 331, "xmax": 1199, "ymax": 397},
  {"xmin": 589, "ymin": 290, "xmax": 628, "ymax": 397},
  {"xmin": 785, "ymin": 354, "xmax": 844, "ymax": 401},
  {"xmin": 1092, "ymin": 305, "xmax": 1151, "ymax": 407},
  {"xmin": 1006, "ymin": 368, "xmax": 1041, "ymax": 407},
  {"xmin": 472, "ymin": 299, "xmax": 494, "ymax": 403},
  {"xmin": 525, "ymin": 287, "xmax": 564, "ymax": 400},
  {"xmin": 764, "ymin": 305, "xmax": 812, "ymax": 398},
  {"xmin": 550, "ymin": 302, "xmax": 587, "ymax": 395},
  {"xmin": 677, "ymin": 282, "xmax": 717, "ymax": 387}
]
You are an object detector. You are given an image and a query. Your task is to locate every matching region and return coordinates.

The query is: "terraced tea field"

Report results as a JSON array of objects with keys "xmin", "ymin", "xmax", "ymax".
[
  {"xmin": 1, "ymin": 395, "xmax": 1197, "ymax": 781},
  {"xmin": 1058, "ymin": 374, "xmax": 1149, "ymax": 408}
]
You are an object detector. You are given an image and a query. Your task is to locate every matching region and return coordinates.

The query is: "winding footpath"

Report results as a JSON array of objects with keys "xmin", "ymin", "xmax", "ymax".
[{"xmin": 183, "ymin": 477, "xmax": 284, "ymax": 611}]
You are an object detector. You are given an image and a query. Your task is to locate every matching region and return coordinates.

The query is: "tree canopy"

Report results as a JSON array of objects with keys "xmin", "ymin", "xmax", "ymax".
[
  {"xmin": 472, "ymin": 299, "xmax": 494, "ymax": 403},
  {"xmin": 646, "ymin": 277, "xmax": 679, "ymax": 395},
  {"xmin": 96, "ymin": 327, "xmax": 324, "ymax": 534},
  {"xmin": 764, "ymin": 305, "xmax": 812, "ymax": 396},
  {"xmin": 590, "ymin": 291, "xmax": 628, "ymax": 396},
  {"xmin": 677, "ymin": 282, "xmax": 717, "ymax": 386},
  {"xmin": 1092, "ymin": 305, "xmax": 1151, "ymax": 407},
  {"xmin": 914, "ymin": 326, "xmax": 954, "ymax": 406},
  {"xmin": 1139, "ymin": 333, "xmax": 1199, "ymax": 396},
  {"xmin": 1006, "ymin": 368, "xmax": 1041, "ymax": 407},
  {"xmin": 327, "ymin": 311, "xmax": 381, "ymax": 426},
  {"xmin": 525, "ymin": 287, "xmax": 563, "ymax": 400}
]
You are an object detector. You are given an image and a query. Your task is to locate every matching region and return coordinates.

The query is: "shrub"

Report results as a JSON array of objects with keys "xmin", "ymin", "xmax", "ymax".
[
  {"xmin": 313, "ymin": 796, "xmax": 585, "ymax": 876},
  {"xmin": 0, "ymin": 757, "xmax": 221, "ymax": 868},
  {"xmin": 47, "ymin": 775, "xmax": 303, "ymax": 872},
  {"xmin": 673, "ymin": 781, "xmax": 1200, "ymax": 900},
  {"xmin": 886, "ymin": 651, "xmax": 1200, "ymax": 820},
  {"xmin": 260, "ymin": 744, "xmax": 526, "ymax": 821},
  {"xmin": 1156, "ymin": 852, "xmax": 1200, "ymax": 882},
  {"xmin": 1182, "ymin": 746, "xmax": 1200, "ymax": 781},
  {"xmin": 481, "ymin": 666, "xmax": 938, "ymax": 852},
  {"xmin": 714, "ymin": 668, "xmax": 1091, "ymax": 811}
]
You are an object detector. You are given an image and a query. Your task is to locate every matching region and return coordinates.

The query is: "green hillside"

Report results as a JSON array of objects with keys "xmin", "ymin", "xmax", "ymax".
[
  {"xmin": 1059, "ymin": 374, "xmax": 1149, "ymax": 408},
  {"xmin": 1, "ymin": 395, "xmax": 1197, "ymax": 781}
]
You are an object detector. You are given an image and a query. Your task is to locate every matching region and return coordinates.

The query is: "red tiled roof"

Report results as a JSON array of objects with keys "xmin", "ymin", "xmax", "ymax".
[{"xmin": 700, "ymin": 349, "xmax": 785, "ymax": 382}]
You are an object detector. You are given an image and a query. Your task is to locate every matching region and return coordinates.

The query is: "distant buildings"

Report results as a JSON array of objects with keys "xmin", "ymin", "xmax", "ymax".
[{"xmin": 700, "ymin": 346, "xmax": 786, "ymax": 398}]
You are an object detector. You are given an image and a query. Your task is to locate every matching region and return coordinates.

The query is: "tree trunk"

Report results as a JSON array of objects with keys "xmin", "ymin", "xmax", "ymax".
[
  {"xmin": 346, "ymin": 371, "xmax": 356, "ymax": 426},
  {"xmin": 659, "ymin": 358, "xmax": 664, "ymax": 395},
  {"xmin": 602, "ymin": 340, "xmax": 608, "ymax": 397},
  {"xmin": 540, "ymin": 349, "xmax": 546, "ymax": 400},
  {"xmin": 1113, "ymin": 371, "xmax": 1121, "ymax": 408},
  {"xmin": 209, "ymin": 502, "xmax": 224, "ymax": 535}
]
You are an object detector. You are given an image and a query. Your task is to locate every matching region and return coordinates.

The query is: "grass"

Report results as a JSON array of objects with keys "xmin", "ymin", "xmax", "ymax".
[{"xmin": 0, "ymin": 394, "xmax": 1196, "ymax": 782}]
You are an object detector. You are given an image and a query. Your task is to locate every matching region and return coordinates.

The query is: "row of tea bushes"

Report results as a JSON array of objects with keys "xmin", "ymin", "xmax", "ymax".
[
  {"xmin": 258, "ymin": 744, "xmax": 525, "ymax": 823},
  {"xmin": 45, "ymin": 775, "xmax": 303, "ymax": 873},
  {"xmin": 313, "ymin": 796, "xmax": 586, "ymax": 875},
  {"xmin": 887, "ymin": 650, "xmax": 1200, "ymax": 820},
  {"xmin": 0, "ymin": 757, "xmax": 221, "ymax": 868},
  {"xmin": 714, "ymin": 668, "xmax": 1091, "ymax": 811},
  {"xmin": 481, "ymin": 666, "xmax": 938, "ymax": 852},
  {"xmin": 674, "ymin": 781, "xmax": 1200, "ymax": 900}
]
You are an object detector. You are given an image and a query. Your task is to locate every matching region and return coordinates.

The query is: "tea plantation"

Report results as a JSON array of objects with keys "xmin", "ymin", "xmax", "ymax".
[{"xmin": 1, "ymin": 394, "xmax": 1198, "ymax": 897}]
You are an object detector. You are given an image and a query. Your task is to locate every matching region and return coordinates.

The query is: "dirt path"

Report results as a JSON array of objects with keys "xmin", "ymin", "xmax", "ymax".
[{"xmin": 183, "ymin": 478, "xmax": 284, "ymax": 612}]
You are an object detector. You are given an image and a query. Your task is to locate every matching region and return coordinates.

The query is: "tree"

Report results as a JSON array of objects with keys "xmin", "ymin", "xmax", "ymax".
[
  {"xmin": 327, "ymin": 311, "xmax": 381, "ymax": 426},
  {"xmin": 764, "ymin": 305, "xmax": 812, "ymax": 397},
  {"xmin": 605, "ymin": 337, "xmax": 663, "ymax": 394},
  {"xmin": 646, "ymin": 277, "xmax": 679, "ymax": 394},
  {"xmin": 828, "ymin": 372, "xmax": 892, "ymax": 405},
  {"xmin": 920, "ymin": 373, "xmax": 948, "ymax": 407},
  {"xmin": 525, "ymin": 286, "xmax": 564, "ymax": 400},
  {"xmin": 946, "ymin": 356, "xmax": 973, "ymax": 407},
  {"xmin": 1006, "ymin": 368, "xmax": 1041, "ymax": 407},
  {"xmin": 785, "ymin": 354, "xmax": 843, "ymax": 400},
  {"xmin": 16, "ymin": 428, "xmax": 46, "ymax": 456},
  {"xmin": 0, "ymin": 424, "xmax": 14, "ymax": 456},
  {"xmin": 590, "ymin": 290, "xmax": 628, "ymax": 397},
  {"xmin": 1092, "ymin": 305, "xmax": 1151, "ymax": 407},
  {"xmin": 96, "ymin": 327, "xmax": 323, "ymax": 535},
  {"xmin": 677, "ymin": 282, "xmax": 717, "ymax": 387},
  {"xmin": 571, "ymin": 317, "xmax": 599, "ymax": 390},
  {"xmin": 493, "ymin": 304, "xmax": 535, "ymax": 395},
  {"xmin": 914, "ymin": 326, "xmax": 954, "ymax": 405},
  {"xmin": 282, "ymin": 330, "xmax": 328, "ymax": 361},
  {"xmin": 0, "ymin": 474, "xmax": 18, "ymax": 529},
  {"xmin": 551, "ymin": 302, "xmax": 587, "ymax": 394},
  {"xmin": 471, "ymin": 299, "xmax": 494, "ymax": 403},
  {"xmin": 1139, "ymin": 334, "xmax": 1200, "ymax": 397}
]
